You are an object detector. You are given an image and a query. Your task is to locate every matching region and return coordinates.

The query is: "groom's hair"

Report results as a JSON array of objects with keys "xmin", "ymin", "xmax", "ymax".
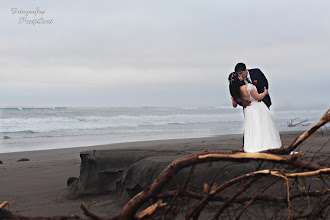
[{"xmin": 235, "ymin": 63, "xmax": 246, "ymax": 73}]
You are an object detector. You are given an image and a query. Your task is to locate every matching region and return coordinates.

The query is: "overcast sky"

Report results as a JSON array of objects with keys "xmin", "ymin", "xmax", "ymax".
[{"xmin": 1, "ymin": 0, "xmax": 329, "ymax": 107}]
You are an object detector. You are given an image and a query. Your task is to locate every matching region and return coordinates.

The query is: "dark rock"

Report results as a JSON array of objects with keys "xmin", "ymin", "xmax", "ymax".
[
  {"xmin": 17, "ymin": 158, "xmax": 30, "ymax": 162},
  {"xmin": 67, "ymin": 177, "xmax": 78, "ymax": 187}
]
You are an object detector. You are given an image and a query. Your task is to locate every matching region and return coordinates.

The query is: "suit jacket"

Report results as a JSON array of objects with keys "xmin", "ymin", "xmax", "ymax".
[{"xmin": 247, "ymin": 68, "xmax": 272, "ymax": 108}]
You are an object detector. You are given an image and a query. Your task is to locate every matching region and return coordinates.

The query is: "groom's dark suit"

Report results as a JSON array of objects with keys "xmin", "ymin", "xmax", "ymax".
[{"xmin": 247, "ymin": 68, "xmax": 272, "ymax": 108}]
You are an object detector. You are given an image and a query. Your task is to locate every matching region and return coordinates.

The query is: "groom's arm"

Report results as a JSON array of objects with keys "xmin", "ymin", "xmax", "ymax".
[
  {"xmin": 257, "ymin": 69, "xmax": 269, "ymax": 89},
  {"xmin": 254, "ymin": 68, "xmax": 272, "ymax": 108}
]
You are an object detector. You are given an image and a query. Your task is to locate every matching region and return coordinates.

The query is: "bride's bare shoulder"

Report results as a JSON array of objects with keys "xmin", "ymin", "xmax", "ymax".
[
  {"xmin": 240, "ymin": 84, "xmax": 247, "ymax": 91},
  {"xmin": 240, "ymin": 84, "xmax": 249, "ymax": 96}
]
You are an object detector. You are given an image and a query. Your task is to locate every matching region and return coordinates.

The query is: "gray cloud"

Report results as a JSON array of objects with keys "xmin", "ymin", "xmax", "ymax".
[{"xmin": 1, "ymin": 0, "xmax": 330, "ymax": 106}]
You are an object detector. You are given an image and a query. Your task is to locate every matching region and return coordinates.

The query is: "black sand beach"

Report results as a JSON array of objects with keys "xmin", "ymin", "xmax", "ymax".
[{"xmin": 0, "ymin": 130, "xmax": 329, "ymax": 219}]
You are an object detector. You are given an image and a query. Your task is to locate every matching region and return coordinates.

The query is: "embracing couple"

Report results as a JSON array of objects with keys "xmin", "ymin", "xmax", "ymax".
[{"xmin": 229, "ymin": 63, "xmax": 282, "ymax": 153}]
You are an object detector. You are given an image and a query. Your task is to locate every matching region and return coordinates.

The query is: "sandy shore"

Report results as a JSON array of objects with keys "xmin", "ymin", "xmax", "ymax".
[{"xmin": 0, "ymin": 130, "xmax": 329, "ymax": 218}]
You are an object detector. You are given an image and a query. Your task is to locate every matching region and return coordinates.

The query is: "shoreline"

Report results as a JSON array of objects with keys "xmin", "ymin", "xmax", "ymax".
[
  {"xmin": 1, "ymin": 133, "xmax": 243, "ymax": 158},
  {"xmin": 0, "ymin": 130, "xmax": 306, "ymax": 157},
  {"xmin": 1, "ymin": 130, "xmax": 327, "ymax": 218}
]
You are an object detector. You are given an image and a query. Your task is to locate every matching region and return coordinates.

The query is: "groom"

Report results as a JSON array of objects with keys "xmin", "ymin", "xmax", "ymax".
[{"xmin": 234, "ymin": 63, "xmax": 272, "ymax": 108}]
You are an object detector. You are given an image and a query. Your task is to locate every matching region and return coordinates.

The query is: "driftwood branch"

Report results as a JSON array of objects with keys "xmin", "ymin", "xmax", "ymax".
[
  {"xmin": 80, "ymin": 203, "xmax": 103, "ymax": 220},
  {"xmin": 235, "ymin": 177, "xmax": 280, "ymax": 220},
  {"xmin": 0, "ymin": 201, "xmax": 9, "ymax": 209},
  {"xmin": 137, "ymin": 199, "xmax": 167, "ymax": 219},
  {"xmin": 212, "ymin": 176, "xmax": 260, "ymax": 219},
  {"xmin": 156, "ymin": 188, "xmax": 330, "ymax": 205},
  {"xmin": 287, "ymin": 118, "xmax": 310, "ymax": 127}
]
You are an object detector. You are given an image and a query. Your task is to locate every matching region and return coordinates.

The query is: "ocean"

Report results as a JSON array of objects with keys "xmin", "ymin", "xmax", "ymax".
[{"xmin": 0, "ymin": 106, "xmax": 328, "ymax": 153}]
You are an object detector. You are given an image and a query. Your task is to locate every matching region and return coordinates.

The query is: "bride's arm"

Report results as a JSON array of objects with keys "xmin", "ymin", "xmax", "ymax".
[{"xmin": 250, "ymin": 87, "xmax": 268, "ymax": 101}]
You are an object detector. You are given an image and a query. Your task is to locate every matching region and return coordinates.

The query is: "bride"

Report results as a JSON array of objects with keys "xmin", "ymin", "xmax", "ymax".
[{"xmin": 228, "ymin": 72, "xmax": 282, "ymax": 153}]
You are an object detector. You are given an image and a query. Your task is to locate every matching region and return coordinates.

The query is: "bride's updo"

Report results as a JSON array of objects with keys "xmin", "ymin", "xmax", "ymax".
[{"xmin": 228, "ymin": 72, "xmax": 244, "ymax": 103}]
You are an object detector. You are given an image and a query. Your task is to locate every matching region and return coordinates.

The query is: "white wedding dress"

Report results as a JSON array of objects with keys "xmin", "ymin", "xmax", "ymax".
[{"xmin": 244, "ymin": 84, "xmax": 282, "ymax": 152}]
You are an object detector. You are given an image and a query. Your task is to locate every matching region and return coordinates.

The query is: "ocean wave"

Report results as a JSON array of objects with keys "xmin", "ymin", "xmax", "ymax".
[
  {"xmin": 0, "ymin": 130, "xmax": 36, "ymax": 134},
  {"xmin": 0, "ymin": 107, "xmax": 67, "ymax": 111},
  {"xmin": 181, "ymin": 107, "xmax": 199, "ymax": 110},
  {"xmin": 0, "ymin": 113, "xmax": 242, "ymax": 134},
  {"xmin": 0, "ymin": 108, "xmax": 23, "ymax": 111},
  {"xmin": 213, "ymin": 106, "xmax": 233, "ymax": 109}
]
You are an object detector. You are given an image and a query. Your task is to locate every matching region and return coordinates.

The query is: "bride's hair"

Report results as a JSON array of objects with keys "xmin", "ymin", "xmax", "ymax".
[{"xmin": 228, "ymin": 72, "xmax": 244, "ymax": 103}]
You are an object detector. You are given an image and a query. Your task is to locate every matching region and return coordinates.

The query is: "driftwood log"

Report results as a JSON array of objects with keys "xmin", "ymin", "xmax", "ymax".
[
  {"xmin": 287, "ymin": 118, "xmax": 310, "ymax": 127},
  {"xmin": 1, "ymin": 109, "xmax": 329, "ymax": 220}
]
